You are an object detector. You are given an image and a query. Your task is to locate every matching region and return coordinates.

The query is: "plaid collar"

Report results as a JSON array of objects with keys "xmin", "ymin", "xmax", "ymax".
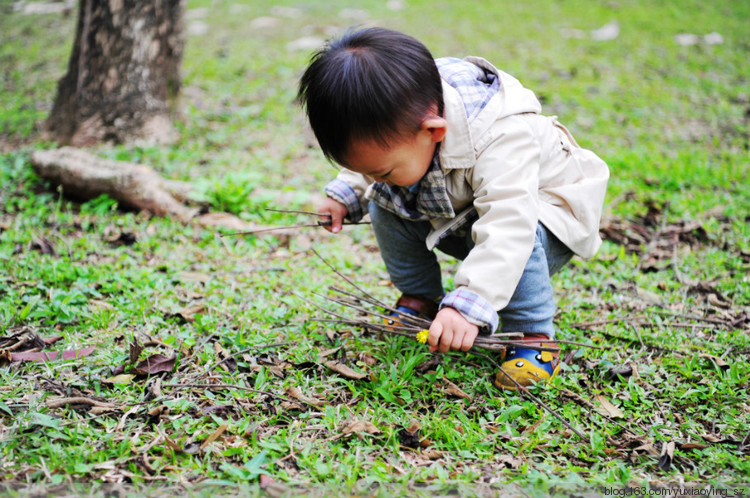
[
  {"xmin": 367, "ymin": 147, "xmax": 454, "ymax": 220},
  {"xmin": 366, "ymin": 58, "xmax": 500, "ymax": 221}
]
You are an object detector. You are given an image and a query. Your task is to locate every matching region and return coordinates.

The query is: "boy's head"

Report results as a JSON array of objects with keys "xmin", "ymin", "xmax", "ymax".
[{"xmin": 298, "ymin": 27, "xmax": 446, "ymax": 180}]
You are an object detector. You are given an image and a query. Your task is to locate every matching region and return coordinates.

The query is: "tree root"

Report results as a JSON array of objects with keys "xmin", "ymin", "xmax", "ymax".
[{"xmin": 30, "ymin": 147, "xmax": 322, "ymax": 236}]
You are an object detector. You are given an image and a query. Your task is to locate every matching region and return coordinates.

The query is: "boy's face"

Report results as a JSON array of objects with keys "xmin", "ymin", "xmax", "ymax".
[{"xmin": 340, "ymin": 116, "xmax": 447, "ymax": 187}]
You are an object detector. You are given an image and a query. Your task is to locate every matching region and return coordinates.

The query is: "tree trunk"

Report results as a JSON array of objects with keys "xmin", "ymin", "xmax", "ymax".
[{"xmin": 44, "ymin": 0, "xmax": 185, "ymax": 146}]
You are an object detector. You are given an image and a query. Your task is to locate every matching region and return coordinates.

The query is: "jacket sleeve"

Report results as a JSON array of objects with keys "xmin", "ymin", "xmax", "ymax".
[
  {"xmin": 323, "ymin": 169, "xmax": 374, "ymax": 223},
  {"xmin": 452, "ymin": 115, "xmax": 542, "ymax": 328}
]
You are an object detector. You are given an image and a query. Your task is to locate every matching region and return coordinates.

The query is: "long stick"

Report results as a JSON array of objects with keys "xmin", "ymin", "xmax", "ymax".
[{"xmin": 470, "ymin": 351, "xmax": 586, "ymax": 440}]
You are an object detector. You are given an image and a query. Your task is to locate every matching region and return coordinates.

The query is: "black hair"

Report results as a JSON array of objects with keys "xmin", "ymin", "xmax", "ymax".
[{"xmin": 297, "ymin": 27, "xmax": 444, "ymax": 165}]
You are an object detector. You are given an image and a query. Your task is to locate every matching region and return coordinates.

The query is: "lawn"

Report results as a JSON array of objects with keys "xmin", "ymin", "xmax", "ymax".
[{"xmin": 1, "ymin": 0, "xmax": 749, "ymax": 495}]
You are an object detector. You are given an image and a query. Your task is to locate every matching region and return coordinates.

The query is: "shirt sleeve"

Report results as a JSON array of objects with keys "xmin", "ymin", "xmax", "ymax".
[
  {"xmin": 324, "ymin": 178, "xmax": 363, "ymax": 223},
  {"xmin": 323, "ymin": 169, "xmax": 374, "ymax": 223},
  {"xmin": 441, "ymin": 288, "xmax": 498, "ymax": 332}
]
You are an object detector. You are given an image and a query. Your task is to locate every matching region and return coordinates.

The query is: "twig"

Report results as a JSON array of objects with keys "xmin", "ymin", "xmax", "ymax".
[
  {"xmin": 163, "ymin": 383, "xmax": 291, "ymax": 402},
  {"xmin": 265, "ymin": 208, "xmax": 327, "ymax": 216},
  {"xmin": 310, "ymin": 248, "xmax": 393, "ymax": 309},
  {"xmin": 327, "ymin": 286, "xmax": 433, "ymax": 330},
  {"xmin": 220, "ymin": 220, "xmax": 370, "ymax": 237},
  {"xmin": 197, "ymin": 341, "xmax": 295, "ymax": 379},
  {"xmin": 313, "ymin": 290, "xmax": 423, "ymax": 331}
]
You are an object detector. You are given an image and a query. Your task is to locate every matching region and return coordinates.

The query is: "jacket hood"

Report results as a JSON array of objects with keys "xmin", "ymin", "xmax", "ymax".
[{"xmin": 464, "ymin": 56, "xmax": 542, "ymax": 119}]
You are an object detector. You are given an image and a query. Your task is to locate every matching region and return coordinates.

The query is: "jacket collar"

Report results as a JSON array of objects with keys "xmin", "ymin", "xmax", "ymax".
[{"xmin": 438, "ymin": 81, "xmax": 475, "ymax": 170}]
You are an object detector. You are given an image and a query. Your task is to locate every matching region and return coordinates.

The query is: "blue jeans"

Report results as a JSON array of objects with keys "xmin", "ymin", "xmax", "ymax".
[{"xmin": 369, "ymin": 201, "xmax": 573, "ymax": 337}]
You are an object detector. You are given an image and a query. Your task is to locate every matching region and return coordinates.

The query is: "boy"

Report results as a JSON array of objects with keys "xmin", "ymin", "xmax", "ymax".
[{"xmin": 297, "ymin": 27, "xmax": 609, "ymax": 390}]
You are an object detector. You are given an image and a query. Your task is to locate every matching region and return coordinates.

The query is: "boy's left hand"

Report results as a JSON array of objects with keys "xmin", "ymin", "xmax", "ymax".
[{"xmin": 427, "ymin": 307, "xmax": 479, "ymax": 353}]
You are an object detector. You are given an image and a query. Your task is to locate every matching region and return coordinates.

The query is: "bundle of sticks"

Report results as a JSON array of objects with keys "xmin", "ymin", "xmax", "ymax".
[{"xmin": 310, "ymin": 285, "xmax": 593, "ymax": 354}]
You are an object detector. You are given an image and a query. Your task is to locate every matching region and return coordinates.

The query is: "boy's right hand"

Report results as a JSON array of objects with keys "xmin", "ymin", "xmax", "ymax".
[{"xmin": 318, "ymin": 198, "xmax": 348, "ymax": 234}]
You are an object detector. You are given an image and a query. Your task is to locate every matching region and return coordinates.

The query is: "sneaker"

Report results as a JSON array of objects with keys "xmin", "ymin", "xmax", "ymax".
[
  {"xmin": 493, "ymin": 333, "xmax": 561, "ymax": 391},
  {"xmin": 382, "ymin": 294, "xmax": 439, "ymax": 328}
]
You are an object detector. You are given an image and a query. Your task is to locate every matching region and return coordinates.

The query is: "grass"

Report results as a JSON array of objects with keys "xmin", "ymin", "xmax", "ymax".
[{"xmin": 1, "ymin": 0, "xmax": 749, "ymax": 494}]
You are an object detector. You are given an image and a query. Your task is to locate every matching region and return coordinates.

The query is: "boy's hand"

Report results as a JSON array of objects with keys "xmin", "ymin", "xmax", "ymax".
[
  {"xmin": 318, "ymin": 198, "xmax": 348, "ymax": 233},
  {"xmin": 427, "ymin": 307, "xmax": 479, "ymax": 353}
]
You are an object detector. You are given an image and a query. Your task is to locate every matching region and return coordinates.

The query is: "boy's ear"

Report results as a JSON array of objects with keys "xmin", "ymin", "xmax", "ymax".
[{"xmin": 422, "ymin": 116, "xmax": 448, "ymax": 143}]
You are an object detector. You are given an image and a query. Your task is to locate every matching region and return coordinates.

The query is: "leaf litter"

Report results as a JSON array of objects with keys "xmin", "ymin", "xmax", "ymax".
[{"xmin": 3, "ymin": 204, "xmax": 749, "ymax": 488}]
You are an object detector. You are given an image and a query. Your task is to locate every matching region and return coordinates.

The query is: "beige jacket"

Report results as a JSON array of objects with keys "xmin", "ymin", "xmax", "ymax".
[{"xmin": 334, "ymin": 57, "xmax": 609, "ymax": 314}]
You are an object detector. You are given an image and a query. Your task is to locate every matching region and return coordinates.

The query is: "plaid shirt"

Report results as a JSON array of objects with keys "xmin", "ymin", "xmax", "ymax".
[{"xmin": 325, "ymin": 57, "xmax": 502, "ymax": 332}]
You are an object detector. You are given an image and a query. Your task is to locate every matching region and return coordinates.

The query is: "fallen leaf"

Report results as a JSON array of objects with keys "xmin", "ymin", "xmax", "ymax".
[
  {"xmin": 324, "ymin": 360, "xmax": 368, "ymax": 380},
  {"xmin": 318, "ymin": 346, "xmax": 342, "ymax": 359},
  {"xmin": 175, "ymin": 303, "xmax": 206, "ymax": 322},
  {"xmin": 342, "ymin": 420, "xmax": 381, "ymax": 435},
  {"xmin": 707, "ymin": 293, "xmax": 731, "ymax": 309},
  {"xmin": 422, "ymin": 450, "xmax": 445, "ymax": 460},
  {"xmin": 200, "ymin": 424, "xmax": 228, "ymax": 451},
  {"xmin": 178, "ymin": 271, "xmax": 211, "ymax": 284},
  {"xmin": 134, "ymin": 354, "xmax": 177, "ymax": 375},
  {"xmin": 398, "ymin": 420, "xmax": 422, "ymax": 449},
  {"xmin": 657, "ymin": 441, "xmax": 676, "ymax": 471},
  {"xmin": 357, "ymin": 352, "xmax": 378, "ymax": 366},
  {"xmin": 214, "ymin": 342, "xmax": 236, "ymax": 372},
  {"xmin": 286, "ymin": 386, "xmax": 326, "ymax": 407},
  {"xmin": 129, "ymin": 339, "xmax": 143, "ymax": 364},
  {"xmin": 31, "ymin": 236, "xmax": 57, "ymax": 255},
  {"xmin": 680, "ymin": 443, "xmax": 708, "ymax": 450},
  {"xmin": 280, "ymin": 401, "xmax": 305, "ymax": 411},
  {"xmin": 10, "ymin": 346, "xmax": 95, "ymax": 363},
  {"xmin": 594, "ymin": 394, "xmax": 624, "ymax": 418},
  {"xmin": 88, "ymin": 299, "xmax": 114, "ymax": 310},
  {"xmin": 497, "ymin": 454, "xmax": 523, "ymax": 469},
  {"xmin": 442, "ymin": 378, "xmax": 471, "ymax": 401},
  {"xmin": 46, "ymin": 396, "xmax": 117, "ymax": 410},
  {"xmin": 104, "ymin": 374, "xmax": 136, "ymax": 385},
  {"xmin": 699, "ymin": 354, "xmax": 730, "ymax": 370}
]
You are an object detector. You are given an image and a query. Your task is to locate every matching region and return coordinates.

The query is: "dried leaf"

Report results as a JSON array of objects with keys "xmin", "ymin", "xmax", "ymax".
[
  {"xmin": 214, "ymin": 342, "xmax": 236, "ymax": 372},
  {"xmin": 442, "ymin": 378, "xmax": 472, "ymax": 401},
  {"xmin": 134, "ymin": 353, "xmax": 177, "ymax": 375},
  {"xmin": 10, "ymin": 346, "xmax": 95, "ymax": 363},
  {"xmin": 175, "ymin": 303, "xmax": 206, "ymax": 322},
  {"xmin": 280, "ymin": 401, "xmax": 305, "ymax": 411},
  {"xmin": 286, "ymin": 386, "xmax": 326, "ymax": 407},
  {"xmin": 657, "ymin": 441, "xmax": 676, "ymax": 471},
  {"xmin": 318, "ymin": 346, "xmax": 342, "ymax": 359},
  {"xmin": 104, "ymin": 374, "xmax": 136, "ymax": 385},
  {"xmin": 680, "ymin": 442, "xmax": 708, "ymax": 450},
  {"xmin": 88, "ymin": 299, "xmax": 114, "ymax": 310},
  {"xmin": 46, "ymin": 396, "xmax": 116, "ymax": 411},
  {"xmin": 129, "ymin": 339, "xmax": 143, "ymax": 364},
  {"xmin": 422, "ymin": 450, "xmax": 445, "ymax": 460},
  {"xmin": 496, "ymin": 454, "xmax": 523, "ymax": 469},
  {"xmin": 200, "ymin": 424, "xmax": 228, "ymax": 451},
  {"xmin": 357, "ymin": 352, "xmax": 378, "ymax": 366},
  {"xmin": 31, "ymin": 236, "xmax": 57, "ymax": 256},
  {"xmin": 342, "ymin": 420, "xmax": 381, "ymax": 435},
  {"xmin": 699, "ymin": 354, "xmax": 730, "ymax": 370},
  {"xmin": 178, "ymin": 271, "xmax": 211, "ymax": 284},
  {"xmin": 707, "ymin": 293, "xmax": 731, "ymax": 309},
  {"xmin": 594, "ymin": 394, "xmax": 624, "ymax": 418},
  {"xmin": 398, "ymin": 420, "xmax": 422, "ymax": 449},
  {"xmin": 324, "ymin": 360, "xmax": 368, "ymax": 380}
]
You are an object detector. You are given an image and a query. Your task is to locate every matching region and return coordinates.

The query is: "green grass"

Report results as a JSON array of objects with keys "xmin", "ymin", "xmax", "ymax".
[{"xmin": 1, "ymin": 0, "xmax": 749, "ymax": 494}]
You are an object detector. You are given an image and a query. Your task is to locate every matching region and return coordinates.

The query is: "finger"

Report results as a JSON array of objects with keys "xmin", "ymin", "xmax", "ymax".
[
  {"xmin": 427, "ymin": 321, "xmax": 442, "ymax": 352},
  {"xmin": 460, "ymin": 327, "xmax": 479, "ymax": 351},
  {"xmin": 328, "ymin": 210, "xmax": 344, "ymax": 234},
  {"xmin": 439, "ymin": 329, "xmax": 453, "ymax": 353},
  {"xmin": 450, "ymin": 329, "xmax": 465, "ymax": 351}
]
